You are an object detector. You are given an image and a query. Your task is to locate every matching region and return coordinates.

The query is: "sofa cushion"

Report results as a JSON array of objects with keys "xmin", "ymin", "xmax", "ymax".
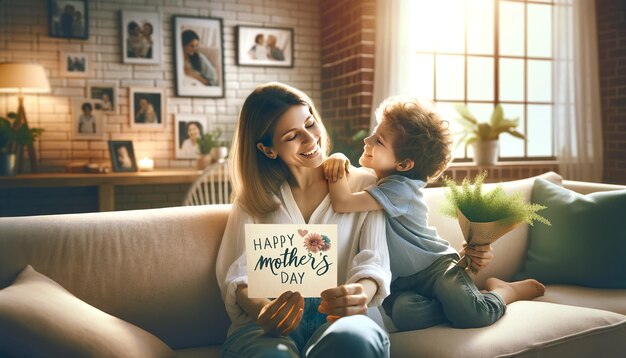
[
  {"xmin": 0, "ymin": 205, "xmax": 232, "ymax": 349},
  {"xmin": 516, "ymin": 178, "xmax": 626, "ymax": 288},
  {"xmin": 535, "ymin": 285, "xmax": 626, "ymax": 315},
  {"xmin": 389, "ymin": 301, "xmax": 626, "ymax": 358},
  {"xmin": 0, "ymin": 265, "xmax": 174, "ymax": 358}
]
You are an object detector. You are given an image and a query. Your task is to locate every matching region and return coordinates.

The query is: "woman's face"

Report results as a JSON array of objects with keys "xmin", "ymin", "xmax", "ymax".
[
  {"xmin": 187, "ymin": 123, "xmax": 200, "ymax": 139},
  {"xmin": 265, "ymin": 105, "xmax": 324, "ymax": 169},
  {"xmin": 184, "ymin": 39, "xmax": 199, "ymax": 56},
  {"xmin": 139, "ymin": 98, "xmax": 148, "ymax": 109}
]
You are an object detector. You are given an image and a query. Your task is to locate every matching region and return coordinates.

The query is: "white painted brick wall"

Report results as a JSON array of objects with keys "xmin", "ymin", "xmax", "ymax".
[{"xmin": 0, "ymin": 0, "xmax": 321, "ymax": 172}]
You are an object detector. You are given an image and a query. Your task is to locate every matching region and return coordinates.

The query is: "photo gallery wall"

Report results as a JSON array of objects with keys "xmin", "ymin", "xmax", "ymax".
[{"xmin": 47, "ymin": 0, "xmax": 294, "ymax": 171}]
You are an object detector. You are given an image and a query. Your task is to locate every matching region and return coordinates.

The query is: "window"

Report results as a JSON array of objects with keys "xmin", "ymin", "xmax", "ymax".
[{"xmin": 404, "ymin": 0, "xmax": 554, "ymax": 161}]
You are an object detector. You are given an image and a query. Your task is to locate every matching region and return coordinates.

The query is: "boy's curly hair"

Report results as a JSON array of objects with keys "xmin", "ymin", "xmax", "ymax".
[{"xmin": 376, "ymin": 97, "xmax": 452, "ymax": 182}]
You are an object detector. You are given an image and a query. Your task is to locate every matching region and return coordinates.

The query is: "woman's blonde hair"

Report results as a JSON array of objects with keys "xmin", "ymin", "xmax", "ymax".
[{"xmin": 230, "ymin": 82, "xmax": 329, "ymax": 218}]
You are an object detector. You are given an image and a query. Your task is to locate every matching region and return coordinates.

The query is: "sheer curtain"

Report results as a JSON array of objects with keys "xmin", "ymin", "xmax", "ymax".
[
  {"xmin": 370, "ymin": 0, "xmax": 412, "ymax": 129},
  {"xmin": 553, "ymin": 0, "xmax": 604, "ymax": 181}
]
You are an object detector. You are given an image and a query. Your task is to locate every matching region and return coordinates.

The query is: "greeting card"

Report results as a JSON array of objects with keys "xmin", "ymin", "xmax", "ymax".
[{"xmin": 245, "ymin": 224, "xmax": 338, "ymax": 298}]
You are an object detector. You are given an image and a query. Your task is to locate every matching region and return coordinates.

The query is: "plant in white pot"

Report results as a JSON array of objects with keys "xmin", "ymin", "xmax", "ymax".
[
  {"xmin": 196, "ymin": 128, "xmax": 228, "ymax": 169},
  {"xmin": 0, "ymin": 112, "xmax": 43, "ymax": 176},
  {"xmin": 452, "ymin": 104, "xmax": 525, "ymax": 166}
]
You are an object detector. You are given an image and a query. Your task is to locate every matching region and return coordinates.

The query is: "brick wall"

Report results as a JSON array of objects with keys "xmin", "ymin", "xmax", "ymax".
[
  {"xmin": 319, "ymin": 0, "xmax": 375, "ymax": 159},
  {"xmin": 596, "ymin": 0, "xmax": 626, "ymax": 184},
  {"xmin": 0, "ymin": 0, "xmax": 321, "ymax": 173}
]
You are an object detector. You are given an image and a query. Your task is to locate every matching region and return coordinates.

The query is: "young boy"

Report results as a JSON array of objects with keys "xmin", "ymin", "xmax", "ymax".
[{"xmin": 323, "ymin": 96, "xmax": 545, "ymax": 331}]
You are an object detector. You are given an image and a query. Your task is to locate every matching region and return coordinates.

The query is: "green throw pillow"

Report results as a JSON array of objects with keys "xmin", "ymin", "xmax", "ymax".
[{"xmin": 516, "ymin": 178, "xmax": 626, "ymax": 288}]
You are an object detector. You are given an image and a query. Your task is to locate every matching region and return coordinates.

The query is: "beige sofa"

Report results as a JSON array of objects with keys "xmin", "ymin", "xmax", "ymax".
[{"xmin": 0, "ymin": 172, "xmax": 625, "ymax": 357}]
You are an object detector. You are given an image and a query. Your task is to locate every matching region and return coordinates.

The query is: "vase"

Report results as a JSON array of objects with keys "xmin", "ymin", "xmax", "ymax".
[
  {"xmin": 196, "ymin": 154, "xmax": 213, "ymax": 170},
  {"xmin": 472, "ymin": 140, "xmax": 499, "ymax": 166},
  {"xmin": 211, "ymin": 146, "xmax": 228, "ymax": 163},
  {"xmin": 0, "ymin": 153, "xmax": 16, "ymax": 176}
]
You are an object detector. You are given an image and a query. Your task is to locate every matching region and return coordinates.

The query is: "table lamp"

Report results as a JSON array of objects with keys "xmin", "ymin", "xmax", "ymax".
[{"xmin": 0, "ymin": 63, "xmax": 51, "ymax": 173}]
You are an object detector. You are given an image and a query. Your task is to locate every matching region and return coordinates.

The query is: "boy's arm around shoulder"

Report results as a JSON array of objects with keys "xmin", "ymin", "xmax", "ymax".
[{"xmin": 329, "ymin": 166, "xmax": 382, "ymax": 213}]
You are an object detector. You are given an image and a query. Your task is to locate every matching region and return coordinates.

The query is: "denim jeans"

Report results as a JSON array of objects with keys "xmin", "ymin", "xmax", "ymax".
[
  {"xmin": 383, "ymin": 255, "xmax": 506, "ymax": 331},
  {"xmin": 221, "ymin": 298, "xmax": 390, "ymax": 358}
]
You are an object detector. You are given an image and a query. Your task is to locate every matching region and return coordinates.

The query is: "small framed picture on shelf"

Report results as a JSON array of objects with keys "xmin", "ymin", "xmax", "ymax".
[
  {"xmin": 87, "ymin": 82, "xmax": 117, "ymax": 114},
  {"xmin": 59, "ymin": 51, "xmax": 90, "ymax": 77},
  {"xmin": 173, "ymin": 15, "xmax": 225, "ymax": 98},
  {"xmin": 129, "ymin": 87, "xmax": 165, "ymax": 129},
  {"xmin": 108, "ymin": 140, "xmax": 138, "ymax": 172},
  {"xmin": 71, "ymin": 98, "xmax": 103, "ymax": 140},
  {"xmin": 236, "ymin": 25, "xmax": 294, "ymax": 68},
  {"xmin": 121, "ymin": 10, "xmax": 161, "ymax": 64},
  {"xmin": 48, "ymin": 0, "xmax": 89, "ymax": 40}
]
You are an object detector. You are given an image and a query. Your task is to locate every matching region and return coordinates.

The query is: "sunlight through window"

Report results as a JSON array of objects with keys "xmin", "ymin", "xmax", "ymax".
[{"xmin": 407, "ymin": 0, "xmax": 554, "ymax": 161}]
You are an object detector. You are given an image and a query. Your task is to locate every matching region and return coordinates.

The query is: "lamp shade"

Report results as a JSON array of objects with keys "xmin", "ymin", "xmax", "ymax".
[{"xmin": 0, "ymin": 63, "xmax": 50, "ymax": 94}]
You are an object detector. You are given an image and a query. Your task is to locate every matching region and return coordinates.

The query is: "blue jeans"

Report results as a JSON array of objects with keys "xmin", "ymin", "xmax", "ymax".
[
  {"xmin": 221, "ymin": 298, "xmax": 389, "ymax": 358},
  {"xmin": 383, "ymin": 255, "xmax": 506, "ymax": 331}
]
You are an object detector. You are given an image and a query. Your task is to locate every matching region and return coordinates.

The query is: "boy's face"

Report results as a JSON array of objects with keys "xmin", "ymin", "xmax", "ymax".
[{"xmin": 359, "ymin": 120, "xmax": 399, "ymax": 177}]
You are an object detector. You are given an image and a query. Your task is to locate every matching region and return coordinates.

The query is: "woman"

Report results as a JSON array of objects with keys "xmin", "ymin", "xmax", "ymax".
[
  {"xmin": 216, "ymin": 83, "xmax": 391, "ymax": 357},
  {"xmin": 135, "ymin": 98, "xmax": 158, "ymax": 124},
  {"xmin": 180, "ymin": 121, "xmax": 202, "ymax": 157},
  {"xmin": 181, "ymin": 29, "xmax": 218, "ymax": 86}
]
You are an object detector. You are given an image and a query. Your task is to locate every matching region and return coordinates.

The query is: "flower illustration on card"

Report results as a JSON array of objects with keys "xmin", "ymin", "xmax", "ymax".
[{"xmin": 303, "ymin": 232, "xmax": 331, "ymax": 253}]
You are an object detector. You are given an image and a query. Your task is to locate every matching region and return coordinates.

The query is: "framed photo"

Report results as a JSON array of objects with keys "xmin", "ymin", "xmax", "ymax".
[
  {"xmin": 71, "ymin": 98, "xmax": 103, "ymax": 139},
  {"xmin": 108, "ymin": 140, "xmax": 137, "ymax": 172},
  {"xmin": 129, "ymin": 87, "xmax": 165, "ymax": 129},
  {"xmin": 48, "ymin": 0, "xmax": 89, "ymax": 40},
  {"xmin": 173, "ymin": 16, "xmax": 225, "ymax": 98},
  {"xmin": 174, "ymin": 114, "xmax": 213, "ymax": 159},
  {"xmin": 59, "ymin": 51, "xmax": 90, "ymax": 77},
  {"xmin": 236, "ymin": 26, "xmax": 294, "ymax": 68},
  {"xmin": 121, "ymin": 11, "xmax": 161, "ymax": 64},
  {"xmin": 87, "ymin": 82, "xmax": 117, "ymax": 114}
]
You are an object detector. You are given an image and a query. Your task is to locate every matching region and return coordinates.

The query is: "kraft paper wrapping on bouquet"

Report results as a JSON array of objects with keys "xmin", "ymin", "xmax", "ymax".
[{"xmin": 456, "ymin": 209, "xmax": 520, "ymax": 273}]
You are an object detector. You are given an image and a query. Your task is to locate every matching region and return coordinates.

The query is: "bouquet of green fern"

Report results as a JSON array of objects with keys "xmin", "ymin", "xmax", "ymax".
[{"xmin": 441, "ymin": 172, "xmax": 550, "ymax": 273}]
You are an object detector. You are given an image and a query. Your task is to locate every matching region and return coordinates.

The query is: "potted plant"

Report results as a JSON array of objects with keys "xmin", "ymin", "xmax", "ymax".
[
  {"xmin": 196, "ymin": 128, "xmax": 227, "ymax": 169},
  {"xmin": 452, "ymin": 104, "xmax": 525, "ymax": 166},
  {"xmin": 0, "ymin": 112, "xmax": 44, "ymax": 176},
  {"xmin": 441, "ymin": 172, "xmax": 550, "ymax": 273}
]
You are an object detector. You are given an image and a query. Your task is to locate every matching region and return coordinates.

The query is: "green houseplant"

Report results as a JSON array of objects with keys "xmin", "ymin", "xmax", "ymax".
[
  {"xmin": 441, "ymin": 172, "xmax": 550, "ymax": 272},
  {"xmin": 0, "ymin": 112, "xmax": 44, "ymax": 176},
  {"xmin": 196, "ymin": 128, "xmax": 227, "ymax": 169},
  {"xmin": 453, "ymin": 104, "xmax": 525, "ymax": 165}
]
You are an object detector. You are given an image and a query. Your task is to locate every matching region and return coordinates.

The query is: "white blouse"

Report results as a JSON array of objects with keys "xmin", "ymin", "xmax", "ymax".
[{"xmin": 216, "ymin": 168, "xmax": 391, "ymax": 334}]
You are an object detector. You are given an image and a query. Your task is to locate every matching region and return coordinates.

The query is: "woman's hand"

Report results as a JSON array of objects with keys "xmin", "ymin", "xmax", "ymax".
[
  {"xmin": 460, "ymin": 243, "xmax": 494, "ymax": 273},
  {"xmin": 257, "ymin": 291, "xmax": 304, "ymax": 337},
  {"xmin": 318, "ymin": 283, "xmax": 369, "ymax": 323}
]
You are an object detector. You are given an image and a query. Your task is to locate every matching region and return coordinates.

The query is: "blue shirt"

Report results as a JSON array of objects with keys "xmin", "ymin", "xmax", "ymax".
[{"xmin": 366, "ymin": 175, "xmax": 458, "ymax": 279}]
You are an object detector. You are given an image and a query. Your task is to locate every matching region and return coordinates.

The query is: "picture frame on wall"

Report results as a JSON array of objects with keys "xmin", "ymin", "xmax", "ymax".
[
  {"xmin": 59, "ymin": 51, "xmax": 90, "ymax": 77},
  {"xmin": 121, "ymin": 11, "xmax": 162, "ymax": 64},
  {"xmin": 48, "ymin": 0, "xmax": 89, "ymax": 40},
  {"xmin": 87, "ymin": 82, "xmax": 117, "ymax": 114},
  {"xmin": 108, "ymin": 140, "xmax": 138, "ymax": 172},
  {"xmin": 173, "ymin": 16, "xmax": 225, "ymax": 98},
  {"xmin": 71, "ymin": 98, "xmax": 103, "ymax": 139},
  {"xmin": 236, "ymin": 25, "xmax": 294, "ymax": 68},
  {"xmin": 129, "ymin": 87, "xmax": 165, "ymax": 129},
  {"xmin": 174, "ymin": 114, "xmax": 212, "ymax": 159}
]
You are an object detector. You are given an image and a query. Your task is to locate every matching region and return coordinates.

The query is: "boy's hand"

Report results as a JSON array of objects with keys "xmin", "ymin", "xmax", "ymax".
[
  {"xmin": 460, "ymin": 243, "xmax": 494, "ymax": 273},
  {"xmin": 323, "ymin": 153, "xmax": 351, "ymax": 182}
]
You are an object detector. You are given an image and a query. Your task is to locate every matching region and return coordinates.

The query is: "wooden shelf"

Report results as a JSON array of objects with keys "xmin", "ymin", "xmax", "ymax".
[{"xmin": 0, "ymin": 169, "xmax": 203, "ymax": 212}]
